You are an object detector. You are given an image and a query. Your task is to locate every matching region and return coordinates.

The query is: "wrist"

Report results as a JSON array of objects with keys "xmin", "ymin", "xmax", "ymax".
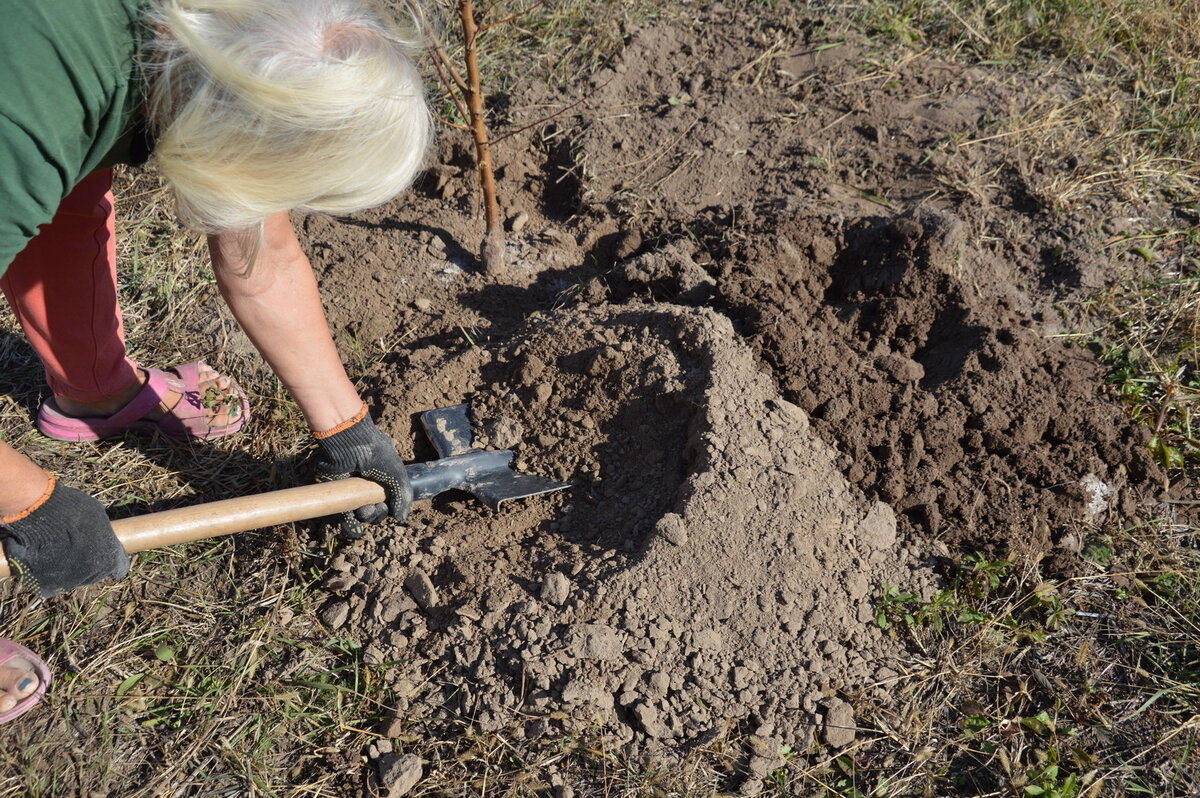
[
  {"xmin": 0, "ymin": 472, "xmax": 54, "ymax": 524},
  {"xmin": 0, "ymin": 441, "xmax": 53, "ymax": 519},
  {"xmin": 312, "ymin": 403, "xmax": 369, "ymax": 439},
  {"xmin": 299, "ymin": 384, "xmax": 368, "ymax": 434}
]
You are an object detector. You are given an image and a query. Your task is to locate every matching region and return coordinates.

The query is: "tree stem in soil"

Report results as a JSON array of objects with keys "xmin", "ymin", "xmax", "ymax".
[{"xmin": 458, "ymin": 0, "xmax": 505, "ymax": 272}]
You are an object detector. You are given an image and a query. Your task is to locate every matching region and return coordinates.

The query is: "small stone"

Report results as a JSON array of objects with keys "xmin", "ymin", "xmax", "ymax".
[
  {"xmin": 322, "ymin": 572, "xmax": 357, "ymax": 592},
  {"xmin": 857, "ymin": 502, "xmax": 897, "ymax": 550},
  {"xmin": 485, "ymin": 416, "xmax": 523, "ymax": 449},
  {"xmin": 378, "ymin": 596, "xmax": 407, "ymax": 624},
  {"xmin": 319, "ymin": 600, "xmax": 349, "ymax": 629},
  {"xmin": 518, "ymin": 355, "xmax": 546, "ymax": 385},
  {"xmin": 655, "ymin": 513, "xmax": 688, "ymax": 546},
  {"xmin": 541, "ymin": 572, "xmax": 571, "ymax": 605},
  {"xmin": 533, "ymin": 383, "xmax": 553, "ymax": 404},
  {"xmin": 455, "ymin": 605, "xmax": 482, "ymax": 622},
  {"xmin": 874, "ymin": 666, "xmax": 900, "ymax": 684},
  {"xmin": 569, "ymin": 624, "xmax": 622, "ymax": 660},
  {"xmin": 405, "ymin": 569, "xmax": 439, "ymax": 610},
  {"xmin": 847, "ymin": 572, "xmax": 870, "ymax": 600},
  {"xmin": 820, "ymin": 698, "xmax": 856, "ymax": 748},
  {"xmin": 632, "ymin": 701, "xmax": 668, "ymax": 739},
  {"xmin": 747, "ymin": 754, "xmax": 775, "ymax": 778},
  {"xmin": 875, "ymin": 353, "xmax": 925, "ymax": 382},
  {"xmin": 381, "ymin": 709, "xmax": 406, "ymax": 738},
  {"xmin": 508, "ymin": 211, "xmax": 530, "ymax": 233},
  {"xmin": 377, "ymin": 753, "xmax": 423, "ymax": 795},
  {"xmin": 561, "ymin": 676, "xmax": 611, "ymax": 708}
]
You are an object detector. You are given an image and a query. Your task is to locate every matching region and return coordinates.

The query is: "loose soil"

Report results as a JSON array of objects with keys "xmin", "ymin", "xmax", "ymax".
[{"xmin": 294, "ymin": 1, "xmax": 1167, "ymax": 785}]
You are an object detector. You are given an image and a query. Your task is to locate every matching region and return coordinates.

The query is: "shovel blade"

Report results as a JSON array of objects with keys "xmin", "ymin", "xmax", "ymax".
[{"xmin": 470, "ymin": 470, "xmax": 573, "ymax": 511}]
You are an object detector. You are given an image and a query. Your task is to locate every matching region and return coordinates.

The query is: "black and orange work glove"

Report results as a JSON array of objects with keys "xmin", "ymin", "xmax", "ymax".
[
  {"xmin": 313, "ymin": 406, "xmax": 413, "ymax": 539},
  {"xmin": 0, "ymin": 473, "xmax": 129, "ymax": 597}
]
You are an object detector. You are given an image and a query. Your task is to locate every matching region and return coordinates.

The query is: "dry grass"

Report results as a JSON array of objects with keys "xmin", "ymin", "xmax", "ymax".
[
  {"xmin": 756, "ymin": 526, "xmax": 1200, "ymax": 797},
  {"xmin": 1086, "ymin": 263, "xmax": 1200, "ymax": 474},
  {"xmin": 851, "ymin": 0, "xmax": 1200, "ymax": 219},
  {"xmin": 859, "ymin": 0, "xmax": 1200, "ymax": 156},
  {"xmin": 1, "ymin": 0, "xmax": 1198, "ymax": 795},
  {"xmin": 0, "ymin": 169, "xmax": 377, "ymax": 796}
]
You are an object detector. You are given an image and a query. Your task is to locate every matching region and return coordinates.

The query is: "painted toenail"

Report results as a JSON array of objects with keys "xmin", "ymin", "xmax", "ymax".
[{"xmin": 17, "ymin": 677, "xmax": 33, "ymax": 692}]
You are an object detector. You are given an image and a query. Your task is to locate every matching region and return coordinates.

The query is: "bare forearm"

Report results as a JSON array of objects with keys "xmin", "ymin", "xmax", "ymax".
[
  {"xmin": 209, "ymin": 213, "xmax": 363, "ymax": 432},
  {"xmin": 0, "ymin": 441, "xmax": 51, "ymax": 519}
]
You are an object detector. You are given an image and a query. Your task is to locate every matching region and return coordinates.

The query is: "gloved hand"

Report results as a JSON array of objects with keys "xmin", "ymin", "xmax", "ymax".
[
  {"xmin": 313, "ymin": 407, "xmax": 412, "ymax": 539},
  {"xmin": 0, "ymin": 474, "xmax": 129, "ymax": 598}
]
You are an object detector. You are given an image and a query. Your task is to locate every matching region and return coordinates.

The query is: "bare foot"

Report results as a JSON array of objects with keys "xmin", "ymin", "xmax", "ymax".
[
  {"xmin": 0, "ymin": 658, "xmax": 39, "ymax": 714},
  {"xmin": 54, "ymin": 362, "xmax": 243, "ymax": 429}
]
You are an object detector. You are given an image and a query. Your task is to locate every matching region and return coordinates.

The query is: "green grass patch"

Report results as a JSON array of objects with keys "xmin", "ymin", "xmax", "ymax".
[{"xmin": 855, "ymin": 0, "xmax": 1200, "ymax": 152}]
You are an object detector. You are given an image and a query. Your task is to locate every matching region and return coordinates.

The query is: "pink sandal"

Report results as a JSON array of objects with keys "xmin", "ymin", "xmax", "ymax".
[
  {"xmin": 0, "ymin": 639, "xmax": 50, "ymax": 724},
  {"xmin": 37, "ymin": 361, "xmax": 250, "ymax": 443}
]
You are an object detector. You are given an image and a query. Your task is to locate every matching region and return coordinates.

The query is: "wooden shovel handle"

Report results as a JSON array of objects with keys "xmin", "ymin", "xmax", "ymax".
[{"xmin": 0, "ymin": 478, "xmax": 385, "ymax": 580}]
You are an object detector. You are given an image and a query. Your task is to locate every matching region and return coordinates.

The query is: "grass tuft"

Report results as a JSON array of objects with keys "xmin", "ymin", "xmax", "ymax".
[{"xmin": 1085, "ymin": 263, "xmax": 1200, "ymax": 474}]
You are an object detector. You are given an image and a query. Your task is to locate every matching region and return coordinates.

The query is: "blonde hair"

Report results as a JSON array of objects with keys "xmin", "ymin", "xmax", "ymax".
[{"xmin": 144, "ymin": 0, "xmax": 431, "ymax": 235}]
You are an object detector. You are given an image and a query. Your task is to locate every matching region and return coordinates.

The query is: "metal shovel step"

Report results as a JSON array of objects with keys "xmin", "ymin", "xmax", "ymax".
[{"xmin": 412, "ymin": 404, "xmax": 570, "ymax": 509}]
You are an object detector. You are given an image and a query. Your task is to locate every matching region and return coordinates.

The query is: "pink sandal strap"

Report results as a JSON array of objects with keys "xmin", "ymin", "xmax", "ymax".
[
  {"xmin": 145, "ymin": 362, "xmax": 248, "ymax": 440},
  {"xmin": 37, "ymin": 361, "xmax": 249, "ymax": 442}
]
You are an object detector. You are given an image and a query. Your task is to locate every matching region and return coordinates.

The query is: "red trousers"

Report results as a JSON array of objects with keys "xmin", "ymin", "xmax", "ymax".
[{"xmin": 1, "ymin": 169, "xmax": 139, "ymax": 402}]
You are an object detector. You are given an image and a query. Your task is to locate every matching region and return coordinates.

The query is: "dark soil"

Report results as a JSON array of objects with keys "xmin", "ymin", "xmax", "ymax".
[{"xmin": 712, "ymin": 207, "xmax": 1159, "ymax": 559}]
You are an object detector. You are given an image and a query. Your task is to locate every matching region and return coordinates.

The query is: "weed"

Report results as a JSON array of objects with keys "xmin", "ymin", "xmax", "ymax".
[{"xmin": 1020, "ymin": 747, "xmax": 1081, "ymax": 797}]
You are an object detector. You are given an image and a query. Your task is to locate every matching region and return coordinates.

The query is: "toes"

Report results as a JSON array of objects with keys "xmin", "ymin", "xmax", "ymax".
[{"xmin": 0, "ymin": 658, "xmax": 40, "ymax": 710}]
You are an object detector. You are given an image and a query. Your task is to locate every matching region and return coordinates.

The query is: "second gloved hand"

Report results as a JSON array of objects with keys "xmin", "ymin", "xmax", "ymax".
[
  {"xmin": 0, "ymin": 474, "xmax": 129, "ymax": 598},
  {"xmin": 313, "ymin": 407, "xmax": 413, "ymax": 538}
]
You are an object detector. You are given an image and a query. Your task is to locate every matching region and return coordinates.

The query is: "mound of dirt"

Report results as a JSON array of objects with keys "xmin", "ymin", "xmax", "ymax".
[
  {"xmin": 326, "ymin": 303, "xmax": 929, "ymax": 758},
  {"xmin": 708, "ymin": 208, "xmax": 1163, "ymax": 559},
  {"xmin": 292, "ymin": 5, "xmax": 1170, "ymax": 784}
]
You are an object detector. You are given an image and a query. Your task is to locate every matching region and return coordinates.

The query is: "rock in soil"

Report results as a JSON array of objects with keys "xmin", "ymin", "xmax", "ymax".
[
  {"xmin": 820, "ymin": 697, "xmax": 857, "ymax": 748},
  {"xmin": 318, "ymin": 600, "xmax": 349, "ymax": 630},
  {"xmin": 540, "ymin": 571, "xmax": 571, "ymax": 605},
  {"xmin": 404, "ymin": 569, "xmax": 438, "ymax": 610},
  {"xmin": 376, "ymin": 753, "xmax": 422, "ymax": 796}
]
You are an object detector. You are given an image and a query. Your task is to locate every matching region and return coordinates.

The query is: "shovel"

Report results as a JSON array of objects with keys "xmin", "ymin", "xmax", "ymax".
[{"xmin": 0, "ymin": 404, "xmax": 570, "ymax": 580}]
